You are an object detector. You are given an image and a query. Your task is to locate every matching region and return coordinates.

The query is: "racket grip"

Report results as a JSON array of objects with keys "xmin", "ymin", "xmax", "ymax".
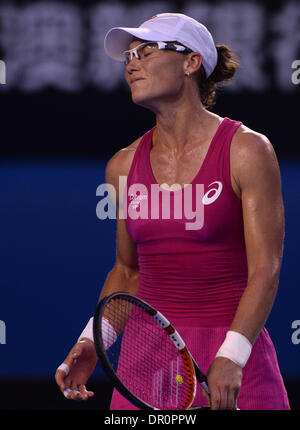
[
  {"xmin": 200, "ymin": 381, "xmax": 210, "ymax": 394},
  {"xmin": 192, "ymin": 358, "xmax": 210, "ymax": 394}
]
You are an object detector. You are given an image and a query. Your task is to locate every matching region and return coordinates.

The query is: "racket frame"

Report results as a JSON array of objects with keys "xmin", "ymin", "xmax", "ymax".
[{"xmin": 93, "ymin": 292, "xmax": 208, "ymax": 410}]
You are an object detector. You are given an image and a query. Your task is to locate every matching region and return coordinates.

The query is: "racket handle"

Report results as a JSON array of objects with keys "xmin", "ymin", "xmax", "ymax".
[
  {"xmin": 192, "ymin": 358, "xmax": 210, "ymax": 394},
  {"xmin": 200, "ymin": 380, "xmax": 210, "ymax": 394}
]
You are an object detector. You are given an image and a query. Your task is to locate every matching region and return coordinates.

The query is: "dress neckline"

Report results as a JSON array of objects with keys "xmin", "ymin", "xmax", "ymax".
[{"xmin": 146, "ymin": 117, "xmax": 227, "ymax": 192}]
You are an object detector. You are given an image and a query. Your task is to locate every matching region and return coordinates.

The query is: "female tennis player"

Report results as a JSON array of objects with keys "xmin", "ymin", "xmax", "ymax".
[{"xmin": 55, "ymin": 13, "xmax": 290, "ymax": 410}]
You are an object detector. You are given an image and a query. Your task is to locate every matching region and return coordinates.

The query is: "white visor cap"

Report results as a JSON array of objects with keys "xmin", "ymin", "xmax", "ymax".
[{"xmin": 104, "ymin": 13, "xmax": 218, "ymax": 77}]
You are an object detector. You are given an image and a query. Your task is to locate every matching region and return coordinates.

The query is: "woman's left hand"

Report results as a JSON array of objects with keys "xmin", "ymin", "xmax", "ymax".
[{"xmin": 201, "ymin": 356, "xmax": 242, "ymax": 410}]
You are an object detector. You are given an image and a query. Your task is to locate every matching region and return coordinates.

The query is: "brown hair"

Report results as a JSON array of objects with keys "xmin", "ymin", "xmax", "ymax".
[{"xmin": 196, "ymin": 44, "xmax": 240, "ymax": 108}]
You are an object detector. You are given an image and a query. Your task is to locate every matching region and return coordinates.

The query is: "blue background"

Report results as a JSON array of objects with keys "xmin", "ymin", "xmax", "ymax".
[
  {"xmin": 1, "ymin": 160, "xmax": 299, "ymax": 380},
  {"xmin": 0, "ymin": 0, "xmax": 299, "ymax": 410}
]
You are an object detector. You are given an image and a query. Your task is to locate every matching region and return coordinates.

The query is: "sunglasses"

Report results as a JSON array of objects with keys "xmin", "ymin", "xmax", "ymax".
[{"xmin": 123, "ymin": 41, "xmax": 193, "ymax": 65}]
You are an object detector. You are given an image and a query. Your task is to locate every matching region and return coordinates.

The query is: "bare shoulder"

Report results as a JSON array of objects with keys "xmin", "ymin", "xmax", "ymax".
[
  {"xmin": 232, "ymin": 124, "xmax": 277, "ymax": 162},
  {"xmin": 105, "ymin": 136, "xmax": 143, "ymax": 187},
  {"xmin": 231, "ymin": 124, "xmax": 280, "ymax": 188}
]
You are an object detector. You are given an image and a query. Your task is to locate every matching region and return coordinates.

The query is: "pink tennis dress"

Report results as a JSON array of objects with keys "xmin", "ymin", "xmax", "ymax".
[{"xmin": 109, "ymin": 117, "xmax": 290, "ymax": 410}]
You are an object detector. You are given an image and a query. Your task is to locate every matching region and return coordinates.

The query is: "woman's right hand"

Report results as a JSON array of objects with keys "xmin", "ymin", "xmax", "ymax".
[{"xmin": 55, "ymin": 339, "xmax": 98, "ymax": 400}]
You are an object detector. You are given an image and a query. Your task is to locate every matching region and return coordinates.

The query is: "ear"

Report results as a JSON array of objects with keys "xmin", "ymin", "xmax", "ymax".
[{"xmin": 184, "ymin": 52, "xmax": 203, "ymax": 76}]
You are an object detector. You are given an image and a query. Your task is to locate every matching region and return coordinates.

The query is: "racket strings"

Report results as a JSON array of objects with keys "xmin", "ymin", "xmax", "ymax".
[{"xmin": 100, "ymin": 297, "xmax": 193, "ymax": 409}]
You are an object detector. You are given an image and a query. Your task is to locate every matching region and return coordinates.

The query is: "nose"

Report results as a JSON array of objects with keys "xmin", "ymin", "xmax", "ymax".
[{"xmin": 126, "ymin": 55, "xmax": 141, "ymax": 73}]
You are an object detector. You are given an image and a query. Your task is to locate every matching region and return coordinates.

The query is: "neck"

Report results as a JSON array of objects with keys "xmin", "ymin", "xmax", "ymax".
[{"xmin": 151, "ymin": 90, "xmax": 220, "ymax": 152}]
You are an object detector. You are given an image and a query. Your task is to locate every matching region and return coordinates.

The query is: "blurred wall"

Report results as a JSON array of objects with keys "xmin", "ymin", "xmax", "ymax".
[{"xmin": 0, "ymin": 0, "xmax": 299, "ymax": 409}]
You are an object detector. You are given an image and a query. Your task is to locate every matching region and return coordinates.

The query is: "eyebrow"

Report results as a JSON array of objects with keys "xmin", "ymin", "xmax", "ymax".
[{"xmin": 128, "ymin": 38, "xmax": 144, "ymax": 49}]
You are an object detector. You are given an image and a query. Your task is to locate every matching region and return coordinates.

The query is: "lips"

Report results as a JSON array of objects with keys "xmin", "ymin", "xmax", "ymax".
[{"xmin": 130, "ymin": 78, "xmax": 144, "ymax": 85}]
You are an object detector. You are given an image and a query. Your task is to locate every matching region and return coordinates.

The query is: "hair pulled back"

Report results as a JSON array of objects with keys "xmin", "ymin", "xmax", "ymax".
[{"xmin": 197, "ymin": 44, "xmax": 240, "ymax": 108}]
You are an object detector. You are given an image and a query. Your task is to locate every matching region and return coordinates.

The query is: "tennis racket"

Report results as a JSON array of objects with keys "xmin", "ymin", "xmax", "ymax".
[{"xmin": 93, "ymin": 291, "xmax": 210, "ymax": 410}]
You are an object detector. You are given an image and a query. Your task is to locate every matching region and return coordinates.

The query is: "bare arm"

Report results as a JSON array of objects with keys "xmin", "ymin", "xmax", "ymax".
[
  {"xmin": 98, "ymin": 220, "xmax": 140, "ymax": 300},
  {"xmin": 55, "ymin": 138, "xmax": 142, "ymax": 400},
  {"xmin": 204, "ymin": 127, "xmax": 285, "ymax": 409},
  {"xmin": 230, "ymin": 129, "xmax": 284, "ymax": 342},
  {"xmin": 98, "ymin": 139, "xmax": 142, "ymax": 301}
]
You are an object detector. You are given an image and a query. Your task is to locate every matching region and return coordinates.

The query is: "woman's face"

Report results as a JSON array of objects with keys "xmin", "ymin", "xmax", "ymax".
[{"xmin": 124, "ymin": 40, "xmax": 187, "ymax": 110}]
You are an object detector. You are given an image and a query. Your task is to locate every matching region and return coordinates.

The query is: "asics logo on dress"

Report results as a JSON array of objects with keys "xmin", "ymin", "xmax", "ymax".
[{"xmin": 202, "ymin": 181, "xmax": 223, "ymax": 205}]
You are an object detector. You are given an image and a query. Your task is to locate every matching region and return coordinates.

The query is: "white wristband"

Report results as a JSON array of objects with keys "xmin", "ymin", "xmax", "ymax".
[
  {"xmin": 102, "ymin": 318, "xmax": 118, "ymax": 350},
  {"xmin": 78, "ymin": 317, "xmax": 94, "ymax": 343},
  {"xmin": 215, "ymin": 330, "xmax": 252, "ymax": 368},
  {"xmin": 77, "ymin": 317, "xmax": 118, "ymax": 350},
  {"xmin": 57, "ymin": 363, "xmax": 70, "ymax": 376}
]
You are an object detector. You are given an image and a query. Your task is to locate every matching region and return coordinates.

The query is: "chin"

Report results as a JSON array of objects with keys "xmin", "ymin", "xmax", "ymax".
[
  {"xmin": 131, "ymin": 89, "xmax": 161, "ymax": 110},
  {"xmin": 131, "ymin": 91, "xmax": 151, "ymax": 108}
]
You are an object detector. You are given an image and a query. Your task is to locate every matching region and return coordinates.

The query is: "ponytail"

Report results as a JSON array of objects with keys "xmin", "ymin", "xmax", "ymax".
[{"xmin": 197, "ymin": 44, "xmax": 240, "ymax": 108}]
